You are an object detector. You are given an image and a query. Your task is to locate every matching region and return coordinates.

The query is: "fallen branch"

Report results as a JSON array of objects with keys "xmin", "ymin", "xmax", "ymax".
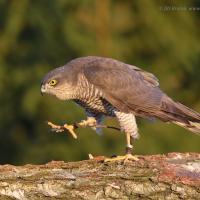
[{"xmin": 0, "ymin": 153, "xmax": 200, "ymax": 199}]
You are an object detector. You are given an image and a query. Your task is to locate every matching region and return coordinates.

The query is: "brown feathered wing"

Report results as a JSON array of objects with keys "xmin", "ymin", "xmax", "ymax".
[{"xmin": 83, "ymin": 58, "xmax": 200, "ymax": 134}]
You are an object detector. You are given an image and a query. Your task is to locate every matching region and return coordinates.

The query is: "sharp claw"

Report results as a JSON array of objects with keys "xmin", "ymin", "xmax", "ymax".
[{"xmin": 55, "ymin": 129, "xmax": 63, "ymax": 133}]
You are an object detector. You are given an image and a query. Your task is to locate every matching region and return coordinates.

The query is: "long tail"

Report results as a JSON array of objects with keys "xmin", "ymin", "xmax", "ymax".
[{"xmin": 158, "ymin": 96, "xmax": 200, "ymax": 134}]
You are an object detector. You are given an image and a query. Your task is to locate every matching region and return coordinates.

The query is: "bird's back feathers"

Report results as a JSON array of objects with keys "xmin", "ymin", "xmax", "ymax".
[
  {"xmin": 80, "ymin": 56, "xmax": 200, "ymax": 135},
  {"xmin": 83, "ymin": 57, "xmax": 163, "ymax": 113}
]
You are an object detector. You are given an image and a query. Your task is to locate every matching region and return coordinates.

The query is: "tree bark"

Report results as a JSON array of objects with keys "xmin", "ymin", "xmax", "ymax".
[{"xmin": 0, "ymin": 153, "xmax": 199, "ymax": 200}]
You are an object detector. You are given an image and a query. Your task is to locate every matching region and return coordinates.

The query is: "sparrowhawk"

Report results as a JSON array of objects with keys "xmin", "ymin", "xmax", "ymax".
[{"xmin": 41, "ymin": 56, "xmax": 200, "ymax": 161}]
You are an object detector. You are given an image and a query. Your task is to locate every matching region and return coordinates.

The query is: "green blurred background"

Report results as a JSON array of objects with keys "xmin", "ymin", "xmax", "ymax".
[{"xmin": 0, "ymin": 0, "xmax": 200, "ymax": 165}]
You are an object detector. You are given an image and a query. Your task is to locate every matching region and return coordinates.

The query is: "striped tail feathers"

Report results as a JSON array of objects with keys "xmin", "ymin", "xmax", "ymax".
[
  {"xmin": 189, "ymin": 121, "xmax": 200, "ymax": 133},
  {"xmin": 173, "ymin": 121, "xmax": 200, "ymax": 134},
  {"xmin": 161, "ymin": 96, "xmax": 200, "ymax": 134},
  {"xmin": 175, "ymin": 101, "xmax": 200, "ymax": 121}
]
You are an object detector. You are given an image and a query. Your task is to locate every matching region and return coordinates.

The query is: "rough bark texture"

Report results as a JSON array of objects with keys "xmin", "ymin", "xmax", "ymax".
[{"xmin": 0, "ymin": 153, "xmax": 200, "ymax": 200}]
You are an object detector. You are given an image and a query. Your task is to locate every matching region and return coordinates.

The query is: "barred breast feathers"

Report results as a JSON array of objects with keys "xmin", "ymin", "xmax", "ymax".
[{"xmin": 73, "ymin": 74, "xmax": 115, "ymax": 116}]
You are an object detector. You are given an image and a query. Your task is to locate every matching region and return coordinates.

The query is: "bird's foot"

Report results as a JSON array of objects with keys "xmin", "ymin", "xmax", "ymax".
[
  {"xmin": 47, "ymin": 121, "xmax": 78, "ymax": 139},
  {"xmin": 104, "ymin": 154, "xmax": 139, "ymax": 163},
  {"xmin": 78, "ymin": 117, "xmax": 97, "ymax": 128}
]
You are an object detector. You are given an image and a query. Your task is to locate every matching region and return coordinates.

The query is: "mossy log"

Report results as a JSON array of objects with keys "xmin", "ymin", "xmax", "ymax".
[{"xmin": 0, "ymin": 153, "xmax": 200, "ymax": 200}]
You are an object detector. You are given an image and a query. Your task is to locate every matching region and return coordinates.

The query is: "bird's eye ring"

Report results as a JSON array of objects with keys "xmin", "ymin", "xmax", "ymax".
[{"xmin": 49, "ymin": 79, "xmax": 57, "ymax": 86}]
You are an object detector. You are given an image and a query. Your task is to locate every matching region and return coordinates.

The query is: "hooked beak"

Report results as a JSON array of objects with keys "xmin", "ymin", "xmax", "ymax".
[{"xmin": 41, "ymin": 84, "xmax": 46, "ymax": 96}]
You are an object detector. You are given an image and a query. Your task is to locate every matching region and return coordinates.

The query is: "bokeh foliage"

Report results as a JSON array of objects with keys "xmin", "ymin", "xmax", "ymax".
[{"xmin": 0, "ymin": 0, "xmax": 200, "ymax": 164}]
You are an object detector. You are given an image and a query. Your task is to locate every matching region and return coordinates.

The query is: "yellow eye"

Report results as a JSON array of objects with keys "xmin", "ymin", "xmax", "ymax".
[{"xmin": 49, "ymin": 79, "xmax": 57, "ymax": 86}]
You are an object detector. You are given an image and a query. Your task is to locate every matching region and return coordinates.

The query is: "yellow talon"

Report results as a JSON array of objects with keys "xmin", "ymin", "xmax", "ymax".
[
  {"xmin": 78, "ymin": 117, "xmax": 97, "ymax": 128},
  {"xmin": 63, "ymin": 124, "xmax": 77, "ymax": 139},
  {"xmin": 47, "ymin": 121, "xmax": 78, "ymax": 139},
  {"xmin": 47, "ymin": 121, "xmax": 64, "ymax": 131}
]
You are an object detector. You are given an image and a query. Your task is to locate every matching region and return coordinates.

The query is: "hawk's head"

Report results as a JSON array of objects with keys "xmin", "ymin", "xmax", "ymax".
[{"xmin": 41, "ymin": 65, "xmax": 77, "ymax": 100}]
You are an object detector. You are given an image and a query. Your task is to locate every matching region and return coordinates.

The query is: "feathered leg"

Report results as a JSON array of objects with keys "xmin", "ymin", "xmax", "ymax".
[{"xmin": 105, "ymin": 112, "xmax": 139, "ymax": 162}]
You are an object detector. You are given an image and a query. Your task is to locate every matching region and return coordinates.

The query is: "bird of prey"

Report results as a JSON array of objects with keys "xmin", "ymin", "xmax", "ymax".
[{"xmin": 41, "ymin": 56, "xmax": 200, "ymax": 161}]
